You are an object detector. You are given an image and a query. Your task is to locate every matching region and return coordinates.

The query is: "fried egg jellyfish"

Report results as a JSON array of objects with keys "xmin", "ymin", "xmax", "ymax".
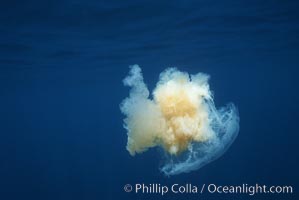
[{"xmin": 120, "ymin": 65, "xmax": 239, "ymax": 176}]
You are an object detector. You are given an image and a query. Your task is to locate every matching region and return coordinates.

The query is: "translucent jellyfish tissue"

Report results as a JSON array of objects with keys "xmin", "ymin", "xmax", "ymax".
[{"xmin": 120, "ymin": 65, "xmax": 239, "ymax": 176}]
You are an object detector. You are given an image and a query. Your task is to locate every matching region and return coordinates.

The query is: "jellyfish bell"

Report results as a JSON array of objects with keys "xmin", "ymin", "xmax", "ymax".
[{"xmin": 120, "ymin": 65, "xmax": 239, "ymax": 176}]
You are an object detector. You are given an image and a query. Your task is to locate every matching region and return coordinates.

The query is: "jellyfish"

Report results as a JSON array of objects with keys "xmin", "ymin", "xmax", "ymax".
[{"xmin": 120, "ymin": 65, "xmax": 239, "ymax": 176}]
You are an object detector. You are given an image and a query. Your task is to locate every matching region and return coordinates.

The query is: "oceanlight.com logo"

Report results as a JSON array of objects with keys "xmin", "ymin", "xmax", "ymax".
[{"xmin": 123, "ymin": 183, "xmax": 293, "ymax": 196}]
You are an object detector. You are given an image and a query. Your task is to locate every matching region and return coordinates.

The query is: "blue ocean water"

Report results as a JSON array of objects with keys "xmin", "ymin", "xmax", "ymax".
[{"xmin": 0, "ymin": 0, "xmax": 298, "ymax": 199}]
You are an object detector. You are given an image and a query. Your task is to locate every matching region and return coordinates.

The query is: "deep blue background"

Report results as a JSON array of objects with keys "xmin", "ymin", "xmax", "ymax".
[{"xmin": 0, "ymin": 0, "xmax": 298, "ymax": 199}]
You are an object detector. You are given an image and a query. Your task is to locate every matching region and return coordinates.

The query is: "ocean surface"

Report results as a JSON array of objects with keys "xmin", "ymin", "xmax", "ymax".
[{"xmin": 0, "ymin": 0, "xmax": 298, "ymax": 199}]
